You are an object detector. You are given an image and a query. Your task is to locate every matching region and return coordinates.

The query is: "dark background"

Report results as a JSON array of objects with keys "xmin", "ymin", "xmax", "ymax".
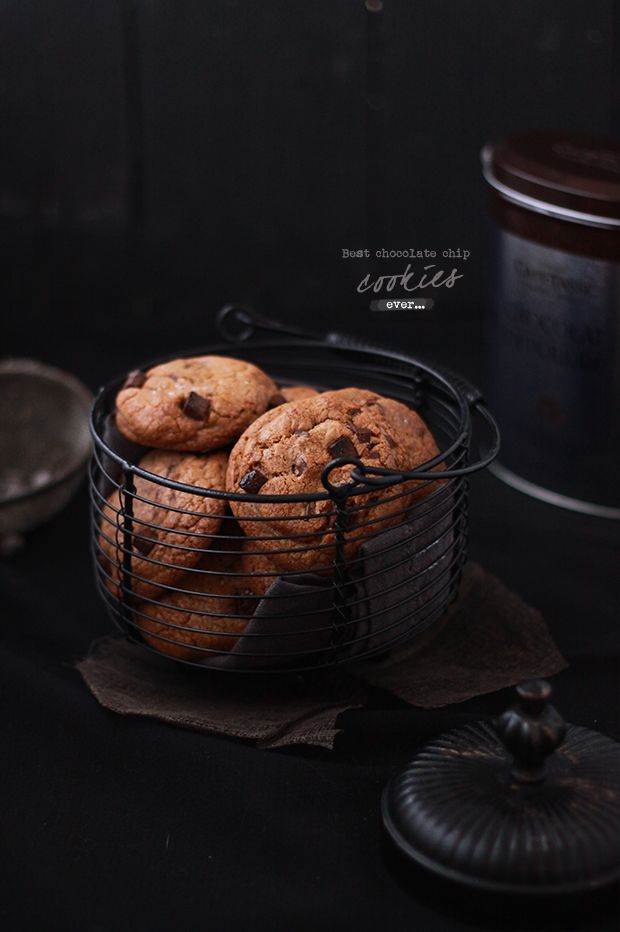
[
  {"xmin": 1, "ymin": 3, "xmax": 619, "ymax": 930},
  {"xmin": 2, "ymin": 0, "xmax": 618, "ymax": 383}
]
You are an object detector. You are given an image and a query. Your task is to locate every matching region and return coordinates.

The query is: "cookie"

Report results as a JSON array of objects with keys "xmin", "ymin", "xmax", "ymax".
[
  {"xmin": 226, "ymin": 387, "xmax": 441, "ymax": 572},
  {"xmin": 134, "ymin": 542, "xmax": 276, "ymax": 660},
  {"xmin": 278, "ymin": 385, "xmax": 319, "ymax": 403},
  {"xmin": 97, "ymin": 449, "xmax": 228, "ymax": 600},
  {"xmin": 115, "ymin": 355, "xmax": 278, "ymax": 452}
]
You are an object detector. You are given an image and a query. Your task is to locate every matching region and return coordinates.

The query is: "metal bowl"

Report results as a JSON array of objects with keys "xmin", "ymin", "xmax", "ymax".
[{"xmin": 0, "ymin": 359, "xmax": 92, "ymax": 543}]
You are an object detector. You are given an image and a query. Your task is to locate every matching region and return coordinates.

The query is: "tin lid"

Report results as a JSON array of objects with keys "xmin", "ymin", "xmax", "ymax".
[
  {"xmin": 482, "ymin": 133, "xmax": 620, "ymax": 228},
  {"xmin": 382, "ymin": 680, "xmax": 620, "ymax": 894}
]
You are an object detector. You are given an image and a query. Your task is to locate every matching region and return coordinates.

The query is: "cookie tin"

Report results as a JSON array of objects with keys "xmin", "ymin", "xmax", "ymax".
[{"xmin": 481, "ymin": 134, "xmax": 620, "ymax": 518}]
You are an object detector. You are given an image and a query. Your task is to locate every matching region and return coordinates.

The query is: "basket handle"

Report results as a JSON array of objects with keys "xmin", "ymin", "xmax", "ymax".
[
  {"xmin": 319, "ymin": 386, "xmax": 500, "ymax": 489},
  {"xmin": 343, "ymin": 397, "xmax": 500, "ymax": 486},
  {"xmin": 217, "ymin": 304, "xmax": 372, "ymax": 347},
  {"xmin": 217, "ymin": 305, "xmax": 320, "ymax": 343},
  {"xmin": 217, "ymin": 305, "xmax": 501, "ymax": 479}
]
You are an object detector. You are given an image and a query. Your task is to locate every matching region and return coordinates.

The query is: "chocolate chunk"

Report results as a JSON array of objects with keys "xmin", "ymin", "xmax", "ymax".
[
  {"xmin": 268, "ymin": 392, "xmax": 286, "ymax": 408},
  {"xmin": 366, "ymin": 449, "xmax": 381, "ymax": 459},
  {"xmin": 346, "ymin": 406, "xmax": 362, "ymax": 417},
  {"xmin": 328, "ymin": 436, "xmax": 358, "ymax": 460},
  {"xmin": 239, "ymin": 469, "xmax": 268, "ymax": 493},
  {"xmin": 346, "ymin": 422, "xmax": 374, "ymax": 444},
  {"xmin": 292, "ymin": 456, "xmax": 307, "ymax": 477},
  {"xmin": 181, "ymin": 391, "xmax": 211, "ymax": 421},
  {"xmin": 134, "ymin": 533, "xmax": 156, "ymax": 556},
  {"xmin": 123, "ymin": 370, "xmax": 146, "ymax": 390},
  {"xmin": 385, "ymin": 433, "xmax": 397, "ymax": 449}
]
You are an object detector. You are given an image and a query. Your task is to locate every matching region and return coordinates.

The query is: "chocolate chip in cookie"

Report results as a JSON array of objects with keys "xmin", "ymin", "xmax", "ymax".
[
  {"xmin": 181, "ymin": 391, "xmax": 211, "ymax": 421},
  {"xmin": 123, "ymin": 370, "xmax": 147, "ymax": 390},
  {"xmin": 328, "ymin": 436, "xmax": 358, "ymax": 460},
  {"xmin": 347, "ymin": 423, "xmax": 374, "ymax": 444},
  {"xmin": 239, "ymin": 469, "xmax": 268, "ymax": 493}
]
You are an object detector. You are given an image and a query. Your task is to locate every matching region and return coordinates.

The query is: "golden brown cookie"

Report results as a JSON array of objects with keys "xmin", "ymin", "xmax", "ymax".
[
  {"xmin": 97, "ymin": 449, "xmax": 228, "ymax": 600},
  {"xmin": 134, "ymin": 542, "xmax": 276, "ymax": 660},
  {"xmin": 226, "ymin": 387, "xmax": 441, "ymax": 572},
  {"xmin": 115, "ymin": 355, "xmax": 278, "ymax": 452},
  {"xmin": 279, "ymin": 385, "xmax": 319, "ymax": 403}
]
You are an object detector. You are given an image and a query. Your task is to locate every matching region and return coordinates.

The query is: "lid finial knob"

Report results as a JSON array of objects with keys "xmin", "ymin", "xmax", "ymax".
[{"xmin": 496, "ymin": 679, "xmax": 566, "ymax": 784}]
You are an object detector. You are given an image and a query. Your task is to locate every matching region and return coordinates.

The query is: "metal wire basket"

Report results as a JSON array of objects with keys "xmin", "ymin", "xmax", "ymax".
[{"xmin": 89, "ymin": 307, "xmax": 500, "ymax": 673}]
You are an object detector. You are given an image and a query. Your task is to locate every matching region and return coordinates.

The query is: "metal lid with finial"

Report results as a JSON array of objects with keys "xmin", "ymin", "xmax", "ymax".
[{"xmin": 382, "ymin": 680, "xmax": 620, "ymax": 894}]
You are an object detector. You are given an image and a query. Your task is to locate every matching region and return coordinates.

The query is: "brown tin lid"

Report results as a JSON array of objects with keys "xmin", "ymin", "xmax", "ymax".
[{"xmin": 482, "ymin": 133, "xmax": 620, "ymax": 228}]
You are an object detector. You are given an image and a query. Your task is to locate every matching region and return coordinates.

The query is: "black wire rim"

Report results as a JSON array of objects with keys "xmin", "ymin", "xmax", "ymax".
[{"xmin": 88, "ymin": 308, "xmax": 498, "ymax": 673}]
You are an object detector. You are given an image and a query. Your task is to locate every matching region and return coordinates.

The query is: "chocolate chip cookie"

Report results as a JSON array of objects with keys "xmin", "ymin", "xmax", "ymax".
[
  {"xmin": 134, "ymin": 542, "xmax": 276, "ymax": 660},
  {"xmin": 226, "ymin": 388, "xmax": 442, "ymax": 572},
  {"xmin": 97, "ymin": 449, "xmax": 228, "ymax": 600},
  {"xmin": 278, "ymin": 385, "xmax": 319, "ymax": 403},
  {"xmin": 115, "ymin": 355, "xmax": 278, "ymax": 452}
]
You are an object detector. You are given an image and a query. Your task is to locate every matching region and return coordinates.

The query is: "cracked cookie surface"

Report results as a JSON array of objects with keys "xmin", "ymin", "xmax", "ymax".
[
  {"xmin": 226, "ymin": 387, "xmax": 441, "ymax": 572},
  {"xmin": 97, "ymin": 449, "xmax": 228, "ymax": 600},
  {"xmin": 115, "ymin": 355, "xmax": 277, "ymax": 451},
  {"xmin": 134, "ymin": 541, "xmax": 276, "ymax": 660}
]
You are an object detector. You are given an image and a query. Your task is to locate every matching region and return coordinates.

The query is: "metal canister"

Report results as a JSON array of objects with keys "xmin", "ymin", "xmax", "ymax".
[{"xmin": 482, "ymin": 133, "xmax": 620, "ymax": 519}]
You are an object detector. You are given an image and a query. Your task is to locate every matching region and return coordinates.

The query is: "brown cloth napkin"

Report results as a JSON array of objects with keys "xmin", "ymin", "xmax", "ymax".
[
  {"xmin": 354, "ymin": 561, "xmax": 566, "ymax": 707},
  {"xmin": 78, "ymin": 638, "xmax": 363, "ymax": 749},
  {"xmin": 77, "ymin": 562, "xmax": 567, "ymax": 749}
]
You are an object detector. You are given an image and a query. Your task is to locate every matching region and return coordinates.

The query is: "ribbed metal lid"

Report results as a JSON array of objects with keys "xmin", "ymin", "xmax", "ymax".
[{"xmin": 382, "ymin": 681, "xmax": 620, "ymax": 894}]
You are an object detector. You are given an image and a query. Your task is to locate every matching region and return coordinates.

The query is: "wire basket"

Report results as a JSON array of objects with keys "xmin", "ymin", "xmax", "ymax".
[{"xmin": 89, "ymin": 307, "xmax": 500, "ymax": 673}]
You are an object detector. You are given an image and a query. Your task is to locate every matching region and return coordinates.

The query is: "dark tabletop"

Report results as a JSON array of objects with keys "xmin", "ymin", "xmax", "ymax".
[{"xmin": 1, "ymin": 325, "xmax": 619, "ymax": 932}]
